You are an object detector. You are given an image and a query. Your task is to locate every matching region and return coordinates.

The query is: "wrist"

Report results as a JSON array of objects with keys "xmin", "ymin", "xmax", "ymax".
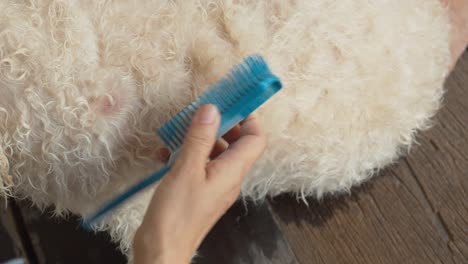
[
  {"xmin": 133, "ymin": 228, "xmax": 193, "ymax": 264},
  {"xmin": 134, "ymin": 246, "xmax": 191, "ymax": 264},
  {"xmin": 152, "ymin": 251, "xmax": 191, "ymax": 264}
]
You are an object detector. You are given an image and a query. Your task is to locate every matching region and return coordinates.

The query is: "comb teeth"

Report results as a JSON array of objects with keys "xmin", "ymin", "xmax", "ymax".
[{"xmin": 158, "ymin": 54, "xmax": 281, "ymax": 154}]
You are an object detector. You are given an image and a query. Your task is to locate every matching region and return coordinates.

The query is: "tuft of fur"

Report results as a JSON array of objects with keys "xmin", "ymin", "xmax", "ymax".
[
  {"xmin": 0, "ymin": 0, "xmax": 450, "ymax": 259},
  {"xmin": 0, "ymin": 141, "xmax": 13, "ymax": 197}
]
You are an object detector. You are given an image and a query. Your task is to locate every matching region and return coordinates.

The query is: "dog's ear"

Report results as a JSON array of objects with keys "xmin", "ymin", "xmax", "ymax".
[{"xmin": 0, "ymin": 147, "xmax": 12, "ymax": 197}]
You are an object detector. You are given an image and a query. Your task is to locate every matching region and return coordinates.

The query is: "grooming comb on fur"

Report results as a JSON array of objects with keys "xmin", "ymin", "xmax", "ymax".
[{"xmin": 82, "ymin": 54, "xmax": 282, "ymax": 228}]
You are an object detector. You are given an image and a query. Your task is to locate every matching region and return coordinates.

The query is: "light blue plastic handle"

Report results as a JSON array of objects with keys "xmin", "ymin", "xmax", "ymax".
[{"xmin": 82, "ymin": 165, "xmax": 171, "ymax": 230}]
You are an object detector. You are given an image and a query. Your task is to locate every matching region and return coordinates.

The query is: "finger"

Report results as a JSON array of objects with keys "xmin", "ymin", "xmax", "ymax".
[
  {"xmin": 210, "ymin": 139, "xmax": 228, "ymax": 160},
  {"xmin": 238, "ymin": 114, "xmax": 264, "ymax": 137},
  {"xmin": 222, "ymin": 125, "xmax": 241, "ymax": 144},
  {"xmin": 206, "ymin": 114, "xmax": 266, "ymax": 182},
  {"xmin": 156, "ymin": 147, "xmax": 170, "ymax": 163},
  {"xmin": 174, "ymin": 104, "xmax": 220, "ymax": 171}
]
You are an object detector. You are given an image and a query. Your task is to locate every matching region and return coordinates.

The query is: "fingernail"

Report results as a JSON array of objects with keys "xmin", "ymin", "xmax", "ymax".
[{"xmin": 196, "ymin": 105, "xmax": 218, "ymax": 124}]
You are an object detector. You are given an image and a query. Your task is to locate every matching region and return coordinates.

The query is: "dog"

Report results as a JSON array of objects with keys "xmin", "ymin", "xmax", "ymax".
[{"xmin": 0, "ymin": 0, "xmax": 450, "ymax": 260}]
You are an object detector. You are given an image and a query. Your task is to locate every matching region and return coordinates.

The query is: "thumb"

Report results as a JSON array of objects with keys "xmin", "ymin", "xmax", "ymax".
[{"xmin": 175, "ymin": 104, "xmax": 220, "ymax": 171}]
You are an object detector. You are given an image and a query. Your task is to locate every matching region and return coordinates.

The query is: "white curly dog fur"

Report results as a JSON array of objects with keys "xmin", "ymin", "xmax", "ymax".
[{"xmin": 0, "ymin": 0, "xmax": 450, "ymax": 260}]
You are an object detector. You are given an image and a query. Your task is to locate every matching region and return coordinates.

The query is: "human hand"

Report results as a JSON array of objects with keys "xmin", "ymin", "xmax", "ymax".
[
  {"xmin": 133, "ymin": 104, "xmax": 267, "ymax": 264},
  {"xmin": 442, "ymin": 0, "xmax": 468, "ymax": 69}
]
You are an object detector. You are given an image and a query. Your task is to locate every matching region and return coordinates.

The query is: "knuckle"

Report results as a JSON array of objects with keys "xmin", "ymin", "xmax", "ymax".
[
  {"xmin": 173, "ymin": 162, "xmax": 203, "ymax": 178},
  {"xmin": 186, "ymin": 132, "xmax": 212, "ymax": 148},
  {"xmin": 206, "ymin": 161, "xmax": 223, "ymax": 177}
]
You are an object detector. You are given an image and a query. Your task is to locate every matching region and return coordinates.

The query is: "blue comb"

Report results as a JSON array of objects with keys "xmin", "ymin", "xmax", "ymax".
[{"xmin": 82, "ymin": 54, "xmax": 282, "ymax": 229}]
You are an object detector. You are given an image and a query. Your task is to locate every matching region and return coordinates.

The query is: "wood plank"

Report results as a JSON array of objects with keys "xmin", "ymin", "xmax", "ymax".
[
  {"xmin": 16, "ymin": 201, "xmax": 126, "ymax": 264},
  {"xmin": 0, "ymin": 224, "xmax": 18, "ymax": 263},
  {"xmin": 269, "ymin": 52, "xmax": 468, "ymax": 264},
  {"xmin": 0, "ymin": 199, "xmax": 29, "ymax": 263},
  {"xmin": 402, "ymin": 51, "xmax": 468, "ymax": 262},
  {"xmin": 11, "ymin": 199, "xmax": 297, "ymax": 264},
  {"xmin": 269, "ymin": 176, "xmax": 456, "ymax": 264},
  {"xmin": 198, "ymin": 201, "xmax": 298, "ymax": 264}
]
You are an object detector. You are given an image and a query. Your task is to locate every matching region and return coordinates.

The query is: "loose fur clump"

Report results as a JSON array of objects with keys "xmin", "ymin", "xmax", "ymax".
[{"xmin": 0, "ymin": 0, "xmax": 450, "ymax": 260}]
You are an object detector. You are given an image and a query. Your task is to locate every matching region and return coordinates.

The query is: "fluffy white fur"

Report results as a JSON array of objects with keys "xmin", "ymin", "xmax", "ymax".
[{"xmin": 0, "ymin": 0, "xmax": 450, "ymax": 260}]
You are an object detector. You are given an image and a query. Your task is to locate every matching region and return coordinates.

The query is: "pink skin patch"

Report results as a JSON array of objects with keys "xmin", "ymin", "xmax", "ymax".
[
  {"xmin": 87, "ymin": 71, "xmax": 134, "ymax": 117},
  {"xmin": 98, "ymin": 94, "xmax": 119, "ymax": 115},
  {"xmin": 88, "ymin": 94, "xmax": 121, "ymax": 116}
]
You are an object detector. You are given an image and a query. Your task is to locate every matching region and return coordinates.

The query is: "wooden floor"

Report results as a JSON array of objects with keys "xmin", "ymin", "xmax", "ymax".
[{"xmin": 1, "ymin": 51, "xmax": 467, "ymax": 264}]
